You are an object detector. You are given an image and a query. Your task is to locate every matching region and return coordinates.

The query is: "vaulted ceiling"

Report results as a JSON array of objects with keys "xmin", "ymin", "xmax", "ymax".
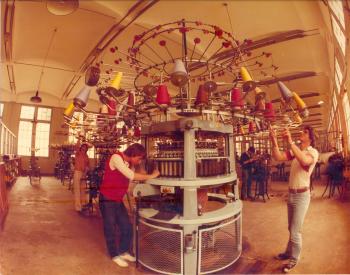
[{"xmin": 0, "ymin": 0, "xmax": 336, "ymax": 131}]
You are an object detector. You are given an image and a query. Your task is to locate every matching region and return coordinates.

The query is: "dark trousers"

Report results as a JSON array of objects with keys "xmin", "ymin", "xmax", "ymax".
[
  {"xmin": 241, "ymin": 169, "xmax": 253, "ymax": 199},
  {"xmin": 99, "ymin": 194, "xmax": 132, "ymax": 258}
]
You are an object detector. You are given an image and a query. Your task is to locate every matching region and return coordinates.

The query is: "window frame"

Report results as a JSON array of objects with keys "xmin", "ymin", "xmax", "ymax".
[
  {"xmin": 328, "ymin": 0, "xmax": 346, "ymax": 31},
  {"xmin": 0, "ymin": 103, "xmax": 4, "ymax": 117},
  {"xmin": 17, "ymin": 105, "xmax": 52, "ymax": 157},
  {"xmin": 330, "ymin": 14, "xmax": 346, "ymax": 57}
]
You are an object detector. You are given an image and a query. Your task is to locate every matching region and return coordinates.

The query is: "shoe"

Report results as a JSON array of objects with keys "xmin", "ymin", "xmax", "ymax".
[
  {"xmin": 275, "ymin": 253, "xmax": 290, "ymax": 260},
  {"xmin": 112, "ymin": 256, "xmax": 128, "ymax": 267},
  {"xmin": 282, "ymin": 260, "xmax": 297, "ymax": 273},
  {"xmin": 120, "ymin": 252, "xmax": 136, "ymax": 262}
]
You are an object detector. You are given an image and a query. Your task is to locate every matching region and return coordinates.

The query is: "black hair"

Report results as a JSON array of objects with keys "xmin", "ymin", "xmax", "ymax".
[
  {"xmin": 124, "ymin": 143, "xmax": 146, "ymax": 158},
  {"xmin": 304, "ymin": 125, "xmax": 315, "ymax": 147},
  {"xmin": 248, "ymin": 146, "xmax": 255, "ymax": 153}
]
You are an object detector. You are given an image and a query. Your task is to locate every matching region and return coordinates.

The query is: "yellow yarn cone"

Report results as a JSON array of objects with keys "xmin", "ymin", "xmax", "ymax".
[
  {"xmin": 240, "ymin": 67, "xmax": 252, "ymax": 82},
  {"xmin": 240, "ymin": 67, "xmax": 256, "ymax": 92},
  {"xmin": 64, "ymin": 102, "xmax": 75, "ymax": 117},
  {"xmin": 111, "ymin": 72, "xmax": 123, "ymax": 89},
  {"xmin": 254, "ymin": 87, "xmax": 265, "ymax": 100},
  {"xmin": 292, "ymin": 92, "xmax": 306, "ymax": 110}
]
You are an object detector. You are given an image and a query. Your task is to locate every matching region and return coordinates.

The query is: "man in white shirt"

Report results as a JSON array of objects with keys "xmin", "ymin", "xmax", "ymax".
[{"xmin": 270, "ymin": 125, "xmax": 318, "ymax": 273}]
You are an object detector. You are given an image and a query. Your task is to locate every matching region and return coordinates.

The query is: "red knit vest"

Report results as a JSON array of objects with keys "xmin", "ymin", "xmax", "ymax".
[{"xmin": 100, "ymin": 152, "xmax": 130, "ymax": 202}]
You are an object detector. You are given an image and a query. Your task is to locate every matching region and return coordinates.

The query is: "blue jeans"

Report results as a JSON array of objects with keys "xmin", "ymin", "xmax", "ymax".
[
  {"xmin": 99, "ymin": 194, "xmax": 132, "ymax": 258},
  {"xmin": 285, "ymin": 191, "xmax": 310, "ymax": 261}
]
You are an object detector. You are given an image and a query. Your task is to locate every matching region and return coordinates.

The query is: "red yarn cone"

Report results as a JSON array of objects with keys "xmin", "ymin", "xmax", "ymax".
[{"xmin": 156, "ymin": 84, "xmax": 171, "ymax": 106}]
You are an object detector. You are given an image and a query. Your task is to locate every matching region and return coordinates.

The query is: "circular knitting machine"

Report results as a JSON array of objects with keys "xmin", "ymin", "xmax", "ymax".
[{"xmin": 61, "ymin": 19, "xmax": 316, "ymax": 275}]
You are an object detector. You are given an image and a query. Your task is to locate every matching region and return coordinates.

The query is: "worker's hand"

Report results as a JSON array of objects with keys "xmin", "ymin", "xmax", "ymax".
[
  {"xmin": 269, "ymin": 125, "xmax": 277, "ymax": 144},
  {"xmin": 282, "ymin": 128, "xmax": 293, "ymax": 144},
  {"xmin": 151, "ymin": 169, "xmax": 160, "ymax": 178}
]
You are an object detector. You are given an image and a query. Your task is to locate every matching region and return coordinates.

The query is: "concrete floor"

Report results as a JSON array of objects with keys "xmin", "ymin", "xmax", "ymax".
[{"xmin": 0, "ymin": 176, "xmax": 350, "ymax": 275}]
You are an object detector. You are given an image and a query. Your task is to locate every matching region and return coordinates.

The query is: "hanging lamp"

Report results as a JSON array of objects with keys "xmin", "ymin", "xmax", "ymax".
[
  {"xmin": 31, "ymin": 28, "xmax": 57, "ymax": 104},
  {"xmin": 46, "ymin": 0, "xmax": 79, "ymax": 16},
  {"xmin": 30, "ymin": 91, "xmax": 42, "ymax": 103}
]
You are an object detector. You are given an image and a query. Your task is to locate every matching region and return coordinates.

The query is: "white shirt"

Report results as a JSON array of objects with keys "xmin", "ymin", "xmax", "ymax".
[
  {"xmin": 288, "ymin": 146, "xmax": 319, "ymax": 189},
  {"xmin": 109, "ymin": 154, "xmax": 135, "ymax": 180}
]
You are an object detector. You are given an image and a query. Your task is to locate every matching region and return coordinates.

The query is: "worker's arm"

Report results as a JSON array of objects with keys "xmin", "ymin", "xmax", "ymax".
[
  {"xmin": 110, "ymin": 154, "xmax": 159, "ymax": 181},
  {"xmin": 75, "ymin": 139, "xmax": 81, "ymax": 152},
  {"xmin": 243, "ymin": 156, "xmax": 258, "ymax": 165},
  {"xmin": 134, "ymin": 162, "xmax": 147, "ymax": 175},
  {"xmin": 269, "ymin": 126, "xmax": 288, "ymax": 161}
]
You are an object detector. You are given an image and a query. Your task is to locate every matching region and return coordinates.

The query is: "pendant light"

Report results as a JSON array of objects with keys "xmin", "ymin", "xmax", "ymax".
[
  {"xmin": 30, "ymin": 91, "xmax": 42, "ymax": 103},
  {"xmin": 30, "ymin": 28, "xmax": 57, "ymax": 104},
  {"xmin": 46, "ymin": 0, "xmax": 79, "ymax": 16}
]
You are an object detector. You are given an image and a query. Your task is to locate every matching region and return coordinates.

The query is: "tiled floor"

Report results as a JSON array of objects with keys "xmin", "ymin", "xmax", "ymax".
[{"xmin": 0, "ymin": 176, "xmax": 350, "ymax": 274}]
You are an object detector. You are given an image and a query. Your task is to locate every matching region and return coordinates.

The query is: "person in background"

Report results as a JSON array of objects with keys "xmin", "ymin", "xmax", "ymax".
[
  {"xmin": 239, "ymin": 146, "xmax": 257, "ymax": 200},
  {"xmin": 235, "ymin": 152, "xmax": 240, "ymax": 164},
  {"xmin": 73, "ymin": 140, "xmax": 90, "ymax": 213},
  {"xmin": 99, "ymin": 143, "xmax": 160, "ymax": 268},
  {"xmin": 263, "ymin": 149, "xmax": 271, "ymax": 164},
  {"xmin": 270, "ymin": 126, "xmax": 318, "ymax": 273}
]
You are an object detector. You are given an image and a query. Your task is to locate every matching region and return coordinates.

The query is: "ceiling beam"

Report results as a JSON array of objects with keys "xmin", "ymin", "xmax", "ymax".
[
  {"xmin": 285, "ymin": 104, "xmax": 321, "ymax": 112},
  {"xmin": 3, "ymin": 0, "xmax": 16, "ymax": 93},
  {"xmin": 271, "ymin": 92, "xmax": 320, "ymax": 103},
  {"xmin": 308, "ymin": 113, "xmax": 322, "ymax": 117},
  {"xmin": 213, "ymin": 29, "xmax": 320, "ymax": 63},
  {"xmin": 259, "ymin": 71, "xmax": 319, "ymax": 86},
  {"xmin": 303, "ymin": 118, "xmax": 322, "ymax": 123}
]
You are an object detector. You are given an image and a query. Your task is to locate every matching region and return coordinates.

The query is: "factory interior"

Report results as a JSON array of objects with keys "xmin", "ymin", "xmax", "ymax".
[{"xmin": 1, "ymin": 0, "xmax": 350, "ymax": 274}]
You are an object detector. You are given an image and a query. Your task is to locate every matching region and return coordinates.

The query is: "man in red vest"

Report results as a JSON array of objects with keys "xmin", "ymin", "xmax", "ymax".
[{"xmin": 99, "ymin": 143, "xmax": 159, "ymax": 268}]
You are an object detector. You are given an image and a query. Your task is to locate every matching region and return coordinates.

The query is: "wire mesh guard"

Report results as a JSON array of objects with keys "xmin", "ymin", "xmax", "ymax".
[
  {"xmin": 199, "ymin": 215, "xmax": 242, "ymax": 274},
  {"xmin": 138, "ymin": 220, "xmax": 183, "ymax": 275}
]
